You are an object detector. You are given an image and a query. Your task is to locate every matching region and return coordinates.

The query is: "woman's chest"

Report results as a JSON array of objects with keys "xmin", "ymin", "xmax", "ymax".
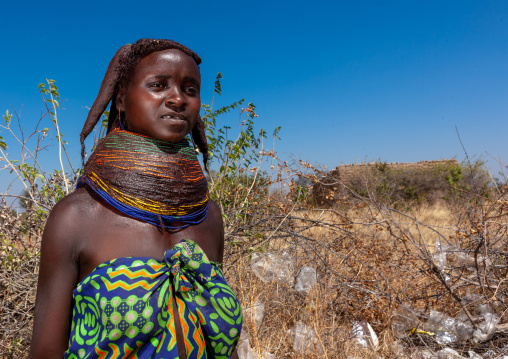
[{"xmin": 76, "ymin": 208, "xmax": 222, "ymax": 283}]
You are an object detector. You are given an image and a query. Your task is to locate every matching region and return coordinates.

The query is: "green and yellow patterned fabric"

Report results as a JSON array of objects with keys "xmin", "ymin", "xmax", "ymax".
[{"xmin": 64, "ymin": 239, "xmax": 242, "ymax": 359}]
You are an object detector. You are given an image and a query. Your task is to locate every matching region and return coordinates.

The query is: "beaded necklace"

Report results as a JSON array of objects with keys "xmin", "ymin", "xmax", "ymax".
[{"xmin": 77, "ymin": 128, "xmax": 209, "ymax": 229}]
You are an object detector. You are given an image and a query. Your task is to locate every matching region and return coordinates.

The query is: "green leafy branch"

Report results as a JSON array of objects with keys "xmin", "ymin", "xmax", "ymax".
[{"xmin": 202, "ymin": 73, "xmax": 281, "ymax": 225}]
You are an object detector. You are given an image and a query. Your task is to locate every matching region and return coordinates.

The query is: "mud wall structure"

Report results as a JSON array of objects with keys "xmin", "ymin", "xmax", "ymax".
[
  {"xmin": 334, "ymin": 159, "xmax": 459, "ymax": 186},
  {"xmin": 313, "ymin": 159, "xmax": 459, "ymax": 206}
]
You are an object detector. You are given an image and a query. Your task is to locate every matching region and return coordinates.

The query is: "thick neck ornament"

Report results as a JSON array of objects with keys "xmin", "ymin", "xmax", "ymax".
[{"xmin": 77, "ymin": 128, "xmax": 209, "ymax": 229}]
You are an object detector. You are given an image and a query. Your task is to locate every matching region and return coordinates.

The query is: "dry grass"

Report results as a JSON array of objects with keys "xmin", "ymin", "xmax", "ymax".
[
  {"xmin": 221, "ymin": 196, "xmax": 508, "ymax": 358},
  {"xmin": 0, "ymin": 205, "xmax": 41, "ymax": 358}
]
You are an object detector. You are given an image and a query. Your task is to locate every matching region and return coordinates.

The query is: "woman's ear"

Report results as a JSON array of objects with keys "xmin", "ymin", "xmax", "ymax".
[{"xmin": 115, "ymin": 86, "xmax": 125, "ymax": 110}]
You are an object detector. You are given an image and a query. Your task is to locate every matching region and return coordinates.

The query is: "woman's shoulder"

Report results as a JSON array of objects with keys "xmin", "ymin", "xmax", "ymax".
[
  {"xmin": 43, "ymin": 187, "xmax": 104, "ymax": 246},
  {"xmin": 207, "ymin": 199, "xmax": 223, "ymax": 223},
  {"xmin": 48, "ymin": 187, "xmax": 102, "ymax": 224},
  {"xmin": 202, "ymin": 199, "xmax": 224, "ymax": 239}
]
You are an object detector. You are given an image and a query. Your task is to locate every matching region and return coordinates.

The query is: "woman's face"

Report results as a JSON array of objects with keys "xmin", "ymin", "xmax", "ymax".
[{"xmin": 118, "ymin": 49, "xmax": 201, "ymax": 142}]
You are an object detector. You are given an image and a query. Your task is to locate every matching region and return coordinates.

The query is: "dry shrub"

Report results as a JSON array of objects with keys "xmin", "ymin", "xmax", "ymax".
[
  {"xmin": 0, "ymin": 201, "xmax": 42, "ymax": 357},
  {"xmin": 221, "ymin": 171, "xmax": 508, "ymax": 358}
]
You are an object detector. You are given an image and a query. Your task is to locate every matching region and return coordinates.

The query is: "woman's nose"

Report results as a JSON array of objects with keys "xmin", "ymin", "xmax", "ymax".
[{"xmin": 165, "ymin": 87, "xmax": 185, "ymax": 108}]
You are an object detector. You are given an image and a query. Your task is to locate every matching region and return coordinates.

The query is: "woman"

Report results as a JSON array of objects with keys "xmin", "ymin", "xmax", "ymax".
[{"xmin": 29, "ymin": 39, "xmax": 242, "ymax": 359}]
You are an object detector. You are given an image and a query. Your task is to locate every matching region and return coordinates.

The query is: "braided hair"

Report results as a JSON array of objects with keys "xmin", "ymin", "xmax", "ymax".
[{"xmin": 80, "ymin": 39, "xmax": 209, "ymax": 171}]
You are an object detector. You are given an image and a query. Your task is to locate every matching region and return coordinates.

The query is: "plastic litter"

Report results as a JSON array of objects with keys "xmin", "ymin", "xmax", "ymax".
[
  {"xmin": 419, "ymin": 349, "xmax": 436, "ymax": 359},
  {"xmin": 454, "ymin": 250, "xmax": 476, "ymax": 269},
  {"xmin": 433, "ymin": 237, "xmax": 448, "ymax": 268},
  {"xmin": 237, "ymin": 330, "xmax": 255, "ymax": 359},
  {"xmin": 426, "ymin": 310, "xmax": 457, "ymax": 344},
  {"xmin": 394, "ymin": 306, "xmax": 476, "ymax": 344},
  {"xmin": 496, "ymin": 322, "xmax": 508, "ymax": 334},
  {"xmin": 451, "ymin": 247, "xmax": 492, "ymax": 271},
  {"xmin": 392, "ymin": 305, "xmax": 420, "ymax": 338},
  {"xmin": 237, "ymin": 331, "xmax": 275, "ymax": 359},
  {"xmin": 482, "ymin": 349, "xmax": 497, "ymax": 358},
  {"xmin": 294, "ymin": 266, "xmax": 317, "ymax": 295},
  {"xmin": 461, "ymin": 291, "xmax": 482, "ymax": 305},
  {"xmin": 435, "ymin": 329, "xmax": 458, "ymax": 345},
  {"xmin": 251, "ymin": 251, "xmax": 294, "ymax": 286},
  {"xmin": 391, "ymin": 340, "xmax": 408, "ymax": 358},
  {"xmin": 472, "ymin": 305, "xmax": 500, "ymax": 343},
  {"xmin": 473, "ymin": 313, "xmax": 500, "ymax": 343},
  {"xmin": 290, "ymin": 320, "xmax": 323, "ymax": 354},
  {"xmin": 243, "ymin": 299, "xmax": 265, "ymax": 331},
  {"xmin": 434, "ymin": 348, "xmax": 482, "ymax": 359},
  {"xmin": 436, "ymin": 348, "xmax": 465, "ymax": 359},
  {"xmin": 237, "ymin": 340, "xmax": 275, "ymax": 359},
  {"xmin": 429, "ymin": 310, "xmax": 457, "ymax": 332},
  {"xmin": 477, "ymin": 304, "xmax": 492, "ymax": 316},
  {"xmin": 351, "ymin": 320, "xmax": 379, "ymax": 350},
  {"xmin": 237, "ymin": 338, "xmax": 256, "ymax": 359},
  {"xmin": 433, "ymin": 238, "xmax": 450, "ymax": 282},
  {"xmin": 454, "ymin": 311, "xmax": 474, "ymax": 342}
]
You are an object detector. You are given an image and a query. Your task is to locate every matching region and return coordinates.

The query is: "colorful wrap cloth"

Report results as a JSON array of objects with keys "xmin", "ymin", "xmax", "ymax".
[
  {"xmin": 64, "ymin": 240, "xmax": 242, "ymax": 359},
  {"xmin": 77, "ymin": 129, "xmax": 209, "ymax": 229}
]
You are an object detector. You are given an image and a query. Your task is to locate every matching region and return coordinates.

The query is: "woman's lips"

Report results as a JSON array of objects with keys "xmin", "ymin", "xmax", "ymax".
[
  {"xmin": 161, "ymin": 112, "xmax": 187, "ymax": 121},
  {"xmin": 160, "ymin": 114, "xmax": 188, "ymax": 128},
  {"xmin": 160, "ymin": 114, "xmax": 187, "ymax": 127}
]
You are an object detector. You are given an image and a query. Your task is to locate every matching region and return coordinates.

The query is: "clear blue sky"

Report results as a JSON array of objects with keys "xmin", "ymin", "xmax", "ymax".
[{"xmin": 1, "ymin": 0, "xmax": 507, "ymax": 180}]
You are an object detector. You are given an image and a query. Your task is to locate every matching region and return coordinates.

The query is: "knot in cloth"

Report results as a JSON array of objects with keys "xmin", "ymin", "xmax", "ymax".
[{"xmin": 162, "ymin": 239, "xmax": 214, "ymax": 293}]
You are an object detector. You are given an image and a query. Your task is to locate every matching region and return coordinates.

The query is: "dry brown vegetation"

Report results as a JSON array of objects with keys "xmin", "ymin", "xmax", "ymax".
[{"xmin": 220, "ymin": 186, "xmax": 508, "ymax": 358}]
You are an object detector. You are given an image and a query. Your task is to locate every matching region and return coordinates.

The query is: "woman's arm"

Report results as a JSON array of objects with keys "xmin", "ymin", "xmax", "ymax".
[
  {"xmin": 28, "ymin": 196, "xmax": 83, "ymax": 359},
  {"xmin": 210, "ymin": 199, "xmax": 225, "ymax": 264}
]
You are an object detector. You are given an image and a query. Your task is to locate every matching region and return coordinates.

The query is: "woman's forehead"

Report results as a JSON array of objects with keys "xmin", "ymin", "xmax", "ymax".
[{"xmin": 133, "ymin": 49, "xmax": 201, "ymax": 78}]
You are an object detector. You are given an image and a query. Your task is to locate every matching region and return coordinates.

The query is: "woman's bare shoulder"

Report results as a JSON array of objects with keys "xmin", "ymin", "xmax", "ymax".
[
  {"xmin": 51, "ymin": 186, "xmax": 100, "ymax": 213},
  {"xmin": 49, "ymin": 187, "xmax": 103, "ymax": 222},
  {"xmin": 43, "ymin": 187, "xmax": 103, "ymax": 246},
  {"xmin": 207, "ymin": 199, "xmax": 223, "ymax": 225},
  {"xmin": 202, "ymin": 199, "xmax": 225, "ymax": 262}
]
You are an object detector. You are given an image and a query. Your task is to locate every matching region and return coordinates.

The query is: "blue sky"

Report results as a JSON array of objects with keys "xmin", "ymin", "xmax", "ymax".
[{"xmin": 1, "ymin": 0, "xmax": 507, "ymax": 182}]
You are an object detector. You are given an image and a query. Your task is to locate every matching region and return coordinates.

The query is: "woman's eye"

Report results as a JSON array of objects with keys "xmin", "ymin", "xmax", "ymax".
[
  {"xmin": 148, "ymin": 83, "xmax": 165, "ymax": 89},
  {"xmin": 185, "ymin": 86, "xmax": 199, "ymax": 95}
]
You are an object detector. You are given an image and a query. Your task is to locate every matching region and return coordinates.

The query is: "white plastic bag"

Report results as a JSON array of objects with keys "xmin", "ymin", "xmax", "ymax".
[
  {"xmin": 426, "ymin": 310, "xmax": 457, "ymax": 344},
  {"xmin": 392, "ymin": 305, "xmax": 419, "ymax": 338},
  {"xmin": 237, "ymin": 330, "xmax": 275, "ymax": 359},
  {"xmin": 472, "ymin": 305, "xmax": 500, "ymax": 343},
  {"xmin": 237, "ymin": 339, "xmax": 257, "ymax": 359},
  {"xmin": 294, "ymin": 266, "xmax": 317, "ymax": 295},
  {"xmin": 243, "ymin": 299, "xmax": 265, "ymax": 330},
  {"xmin": 433, "ymin": 238, "xmax": 448, "ymax": 268},
  {"xmin": 290, "ymin": 320, "xmax": 323, "ymax": 354},
  {"xmin": 251, "ymin": 252, "xmax": 294, "ymax": 286},
  {"xmin": 351, "ymin": 320, "xmax": 379, "ymax": 350},
  {"xmin": 435, "ymin": 348, "xmax": 466, "ymax": 359}
]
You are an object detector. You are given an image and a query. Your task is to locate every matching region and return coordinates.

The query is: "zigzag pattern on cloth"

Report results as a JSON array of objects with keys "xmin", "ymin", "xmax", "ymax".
[{"xmin": 64, "ymin": 239, "xmax": 242, "ymax": 359}]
